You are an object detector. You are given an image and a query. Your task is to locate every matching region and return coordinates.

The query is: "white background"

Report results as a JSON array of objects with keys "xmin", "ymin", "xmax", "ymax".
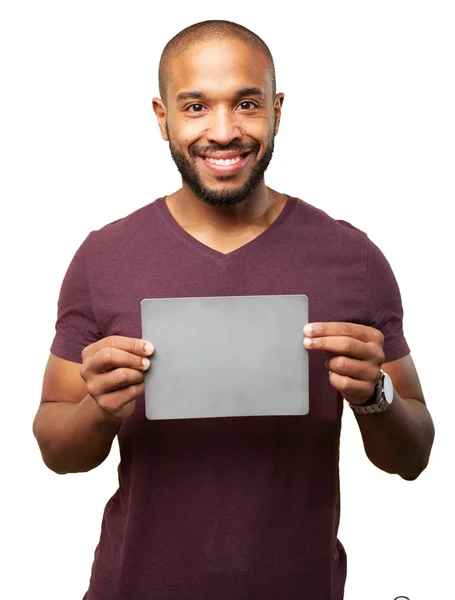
[{"xmin": 1, "ymin": 1, "xmax": 453, "ymax": 599}]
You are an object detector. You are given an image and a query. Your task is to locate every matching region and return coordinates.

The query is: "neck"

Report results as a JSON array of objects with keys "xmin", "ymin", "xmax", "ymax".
[{"xmin": 166, "ymin": 182, "xmax": 285, "ymax": 233}]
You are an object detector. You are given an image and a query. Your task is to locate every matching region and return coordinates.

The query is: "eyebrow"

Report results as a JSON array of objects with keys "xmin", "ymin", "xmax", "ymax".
[{"xmin": 176, "ymin": 87, "xmax": 266, "ymax": 103}]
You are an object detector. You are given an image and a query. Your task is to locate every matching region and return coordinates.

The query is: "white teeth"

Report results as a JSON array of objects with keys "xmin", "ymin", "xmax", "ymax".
[{"xmin": 205, "ymin": 156, "xmax": 241, "ymax": 166}]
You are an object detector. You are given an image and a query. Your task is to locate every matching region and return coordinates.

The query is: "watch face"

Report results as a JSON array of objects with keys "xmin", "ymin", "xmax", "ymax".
[{"xmin": 383, "ymin": 372, "xmax": 394, "ymax": 403}]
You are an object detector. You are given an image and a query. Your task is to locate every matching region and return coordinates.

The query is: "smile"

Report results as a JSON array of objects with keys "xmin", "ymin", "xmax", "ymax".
[
  {"xmin": 205, "ymin": 156, "xmax": 242, "ymax": 166},
  {"xmin": 199, "ymin": 152, "xmax": 252, "ymax": 175}
]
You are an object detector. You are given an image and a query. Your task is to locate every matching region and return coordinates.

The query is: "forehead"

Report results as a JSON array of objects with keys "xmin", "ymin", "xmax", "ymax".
[{"xmin": 167, "ymin": 39, "xmax": 272, "ymax": 100}]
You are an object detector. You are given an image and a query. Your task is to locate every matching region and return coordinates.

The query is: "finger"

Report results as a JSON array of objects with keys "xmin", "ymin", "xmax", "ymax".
[
  {"xmin": 83, "ymin": 346, "xmax": 151, "ymax": 377},
  {"xmin": 82, "ymin": 336, "xmax": 154, "ymax": 362},
  {"xmin": 304, "ymin": 322, "xmax": 384, "ymax": 345},
  {"xmin": 85, "ymin": 367, "xmax": 145, "ymax": 398},
  {"xmin": 96, "ymin": 383, "xmax": 145, "ymax": 415},
  {"xmin": 304, "ymin": 335, "xmax": 384, "ymax": 363},
  {"xmin": 327, "ymin": 371, "xmax": 376, "ymax": 405},
  {"xmin": 326, "ymin": 355, "xmax": 380, "ymax": 384}
]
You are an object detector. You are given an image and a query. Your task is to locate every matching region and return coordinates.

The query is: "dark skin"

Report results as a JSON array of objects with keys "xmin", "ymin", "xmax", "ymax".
[
  {"xmin": 153, "ymin": 38, "xmax": 287, "ymax": 247},
  {"xmin": 33, "ymin": 38, "xmax": 434, "ymax": 479},
  {"xmin": 304, "ymin": 322, "xmax": 434, "ymax": 480},
  {"xmin": 33, "ymin": 337, "xmax": 154, "ymax": 474}
]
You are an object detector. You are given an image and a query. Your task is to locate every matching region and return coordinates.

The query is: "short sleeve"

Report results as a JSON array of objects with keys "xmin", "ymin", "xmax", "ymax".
[
  {"xmin": 365, "ymin": 238, "xmax": 411, "ymax": 362},
  {"xmin": 50, "ymin": 233, "xmax": 102, "ymax": 363}
]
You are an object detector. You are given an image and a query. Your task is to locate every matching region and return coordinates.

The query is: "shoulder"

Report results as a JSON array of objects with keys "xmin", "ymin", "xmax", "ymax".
[
  {"xmin": 84, "ymin": 197, "xmax": 165, "ymax": 253},
  {"xmin": 287, "ymin": 195, "xmax": 369, "ymax": 249}
]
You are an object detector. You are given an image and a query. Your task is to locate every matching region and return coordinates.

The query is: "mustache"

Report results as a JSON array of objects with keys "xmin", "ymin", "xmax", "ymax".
[{"xmin": 189, "ymin": 140, "xmax": 260, "ymax": 158}]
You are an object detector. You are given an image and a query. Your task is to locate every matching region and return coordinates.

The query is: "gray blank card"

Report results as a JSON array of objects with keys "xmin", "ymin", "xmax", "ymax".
[{"xmin": 141, "ymin": 295, "xmax": 308, "ymax": 420}]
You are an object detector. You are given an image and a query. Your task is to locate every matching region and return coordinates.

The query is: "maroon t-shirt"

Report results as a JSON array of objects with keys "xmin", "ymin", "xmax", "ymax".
[{"xmin": 51, "ymin": 195, "xmax": 410, "ymax": 600}]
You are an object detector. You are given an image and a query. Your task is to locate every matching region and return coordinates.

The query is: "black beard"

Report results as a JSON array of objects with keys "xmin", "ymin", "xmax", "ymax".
[{"xmin": 167, "ymin": 125, "xmax": 276, "ymax": 208}]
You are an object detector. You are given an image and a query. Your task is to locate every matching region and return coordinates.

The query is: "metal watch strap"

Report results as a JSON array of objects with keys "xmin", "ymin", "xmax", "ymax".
[{"xmin": 349, "ymin": 370, "xmax": 393, "ymax": 415}]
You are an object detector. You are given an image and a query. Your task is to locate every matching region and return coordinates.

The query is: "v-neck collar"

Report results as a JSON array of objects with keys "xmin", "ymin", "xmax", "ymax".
[{"xmin": 157, "ymin": 194, "xmax": 296, "ymax": 263}]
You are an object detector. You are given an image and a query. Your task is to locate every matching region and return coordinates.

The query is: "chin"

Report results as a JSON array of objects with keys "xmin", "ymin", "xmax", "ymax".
[
  {"xmin": 198, "ymin": 190, "xmax": 250, "ymax": 208},
  {"xmin": 190, "ymin": 179, "xmax": 262, "ymax": 208}
]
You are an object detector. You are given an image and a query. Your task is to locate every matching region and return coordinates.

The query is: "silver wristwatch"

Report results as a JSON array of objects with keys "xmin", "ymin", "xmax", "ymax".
[{"xmin": 349, "ymin": 369, "xmax": 394, "ymax": 415}]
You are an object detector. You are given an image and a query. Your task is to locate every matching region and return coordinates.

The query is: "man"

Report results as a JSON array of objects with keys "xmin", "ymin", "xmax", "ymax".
[{"xmin": 33, "ymin": 19, "xmax": 434, "ymax": 600}]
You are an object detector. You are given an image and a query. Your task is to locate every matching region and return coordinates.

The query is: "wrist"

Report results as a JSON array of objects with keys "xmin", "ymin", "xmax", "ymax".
[
  {"xmin": 348, "ymin": 369, "xmax": 394, "ymax": 415},
  {"xmin": 82, "ymin": 394, "xmax": 124, "ymax": 430}
]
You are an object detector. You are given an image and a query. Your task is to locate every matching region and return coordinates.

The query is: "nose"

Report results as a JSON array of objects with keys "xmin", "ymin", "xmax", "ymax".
[{"xmin": 206, "ymin": 107, "xmax": 242, "ymax": 146}]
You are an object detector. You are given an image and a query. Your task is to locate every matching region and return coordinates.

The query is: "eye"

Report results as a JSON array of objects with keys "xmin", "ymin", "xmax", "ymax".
[
  {"xmin": 187, "ymin": 104, "xmax": 205, "ymax": 113},
  {"xmin": 238, "ymin": 101, "xmax": 259, "ymax": 110}
]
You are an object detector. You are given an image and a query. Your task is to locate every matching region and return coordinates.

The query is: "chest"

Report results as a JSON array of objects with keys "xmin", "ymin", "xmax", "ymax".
[
  {"xmin": 92, "ymin": 234, "xmax": 361, "ymax": 443},
  {"xmin": 91, "ymin": 236, "xmax": 365, "ymax": 340}
]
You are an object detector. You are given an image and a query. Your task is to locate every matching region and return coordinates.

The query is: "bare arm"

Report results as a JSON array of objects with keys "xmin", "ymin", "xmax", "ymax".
[
  {"xmin": 354, "ymin": 354, "xmax": 434, "ymax": 479},
  {"xmin": 33, "ymin": 355, "xmax": 121, "ymax": 474},
  {"xmin": 304, "ymin": 322, "xmax": 435, "ymax": 481},
  {"xmin": 33, "ymin": 337, "xmax": 154, "ymax": 474}
]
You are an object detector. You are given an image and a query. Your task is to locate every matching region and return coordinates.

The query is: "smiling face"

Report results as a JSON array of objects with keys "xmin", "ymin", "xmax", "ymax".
[{"xmin": 154, "ymin": 38, "xmax": 284, "ymax": 207}]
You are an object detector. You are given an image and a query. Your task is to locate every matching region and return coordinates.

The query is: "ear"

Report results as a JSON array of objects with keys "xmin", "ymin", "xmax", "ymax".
[
  {"xmin": 152, "ymin": 97, "xmax": 168, "ymax": 141},
  {"xmin": 273, "ymin": 93, "xmax": 285, "ymax": 135}
]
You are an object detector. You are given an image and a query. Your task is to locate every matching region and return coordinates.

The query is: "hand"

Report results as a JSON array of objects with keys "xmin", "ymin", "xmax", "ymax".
[
  {"xmin": 80, "ymin": 336, "xmax": 154, "ymax": 421},
  {"xmin": 303, "ymin": 322, "xmax": 385, "ymax": 405}
]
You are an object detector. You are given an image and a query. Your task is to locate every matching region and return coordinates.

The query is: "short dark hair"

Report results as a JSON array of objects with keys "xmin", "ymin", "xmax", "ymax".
[{"xmin": 158, "ymin": 20, "xmax": 276, "ymax": 102}]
